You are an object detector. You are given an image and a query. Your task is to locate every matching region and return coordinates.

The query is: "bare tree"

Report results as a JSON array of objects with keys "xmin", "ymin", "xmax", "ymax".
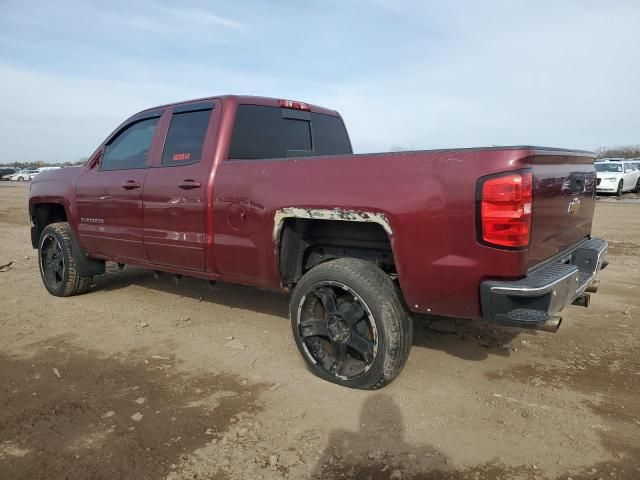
[{"xmin": 595, "ymin": 145, "xmax": 640, "ymax": 159}]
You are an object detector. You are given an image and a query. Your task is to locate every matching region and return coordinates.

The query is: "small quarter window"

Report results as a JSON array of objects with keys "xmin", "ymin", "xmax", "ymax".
[
  {"xmin": 161, "ymin": 109, "xmax": 212, "ymax": 166},
  {"xmin": 101, "ymin": 117, "xmax": 159, "ymax": 171},
  {"xmin": 229, "ymin": 105, "xmax": 312, "ymax": 160}
]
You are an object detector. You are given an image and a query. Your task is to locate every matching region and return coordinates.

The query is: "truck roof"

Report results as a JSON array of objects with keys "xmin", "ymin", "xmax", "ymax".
[{"xmin": 136, "ymin": 95, "xmax": 340, "ymax": 117}]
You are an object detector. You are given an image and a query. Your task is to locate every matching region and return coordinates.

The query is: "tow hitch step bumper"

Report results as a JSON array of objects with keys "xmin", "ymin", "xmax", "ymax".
[{"xmin": 481, "ymin": 238, "xmax": 608, "ymax": 331}]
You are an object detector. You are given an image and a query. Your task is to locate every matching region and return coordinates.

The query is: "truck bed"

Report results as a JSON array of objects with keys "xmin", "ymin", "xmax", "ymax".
[{"xmin": 212, "ymin": 145, "xmax": 596, "ymax": 319}]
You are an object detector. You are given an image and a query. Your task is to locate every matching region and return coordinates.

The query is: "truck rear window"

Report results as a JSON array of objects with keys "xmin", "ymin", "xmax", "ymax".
[{"xmin": 229, "ymin": 105, "xmax": 352, "ymax": 160}]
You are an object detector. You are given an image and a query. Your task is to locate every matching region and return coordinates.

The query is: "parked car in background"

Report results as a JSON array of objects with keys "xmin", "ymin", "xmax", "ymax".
[
  {"xmin": 0, "ymin": 168, "xmax": 18, "ymax": 180},
  {"xmin": 29, "ymin": 167, "xmax": 62, "ymax": 180},
  {"xmin": 8, "ymin": 169, "xmax": 39, "ymax": 181},
  {"xmin": 595, "ymin": 157, "xmax": 627, "ymax": 163},
  {"xmin": 595, "ymin": 161, "xmax": 640, "ymax": 195}
]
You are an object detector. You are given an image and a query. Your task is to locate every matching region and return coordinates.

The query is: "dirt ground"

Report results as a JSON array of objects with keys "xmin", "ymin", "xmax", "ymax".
[{"xmin": 0, "ymin": 183, "xmax": 638, "ymax": 480}]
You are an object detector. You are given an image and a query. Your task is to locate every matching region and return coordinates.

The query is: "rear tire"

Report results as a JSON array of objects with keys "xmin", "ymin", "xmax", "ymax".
[
  {"xmin": 38, "ymin": 222, "xmax": 93, "ymax": 297},
  {"xmin": 634, "ymin": 178, "xmax": 640, "ymax": 193},
  {"xmin": 289, "ymin": 258, "xmax": 412, "ymax": 390},
  {"xmin": 617, "ymin": 180, "xmax": 623, "ymax": 197}
]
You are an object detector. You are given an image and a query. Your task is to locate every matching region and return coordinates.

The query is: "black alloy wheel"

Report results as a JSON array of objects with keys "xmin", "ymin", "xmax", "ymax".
[
  {"xmin": 40, "ymin": 233, "xmax": 65, "ymax": 291},
  {"xmin": 38, "ymin": 222, "xmax": 93, "ymax": 297},
  {"xmin": 296, "ymin": 281, "xmax": 378, "ymax": 379},
  {"xmin": 290, "ymin": 258, "xmax": 412, "ymax": 390}
]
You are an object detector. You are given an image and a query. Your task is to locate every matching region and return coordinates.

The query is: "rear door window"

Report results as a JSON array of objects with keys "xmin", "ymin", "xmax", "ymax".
[
  {"xmin": 161, "ymin": 109, "xmax": 212, "ymax": 166},
  {"xmin": 101, "ymin": 117, "xmax": 159, "ymax": 171},
  {"xmin": 229, "ymin": 105, "xmax": 351, "ymax": 160}
]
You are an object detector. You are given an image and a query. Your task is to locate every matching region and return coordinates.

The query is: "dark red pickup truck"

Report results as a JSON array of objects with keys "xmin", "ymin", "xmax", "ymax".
[{"xmin": 29, "ymin": 95, "xmax": 608, "ymax": 389}]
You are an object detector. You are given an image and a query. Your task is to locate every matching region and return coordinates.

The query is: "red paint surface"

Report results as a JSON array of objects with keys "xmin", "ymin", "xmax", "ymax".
[{"xmin": 29, "ymin": 95, "xmax": 596, "ymax": 319}]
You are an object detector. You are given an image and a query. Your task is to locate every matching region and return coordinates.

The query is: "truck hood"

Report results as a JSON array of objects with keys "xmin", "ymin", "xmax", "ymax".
[
  {"xmin": 30, "ymin": 166, "xmax": 83, "ymax": 186},
  {"xmin": 29, "ymin": 166, "xmax": 84, "ymax": 213}
]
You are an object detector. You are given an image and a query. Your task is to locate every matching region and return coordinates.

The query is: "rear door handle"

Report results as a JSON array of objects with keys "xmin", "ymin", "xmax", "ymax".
[
  {"xmin": 178, "ymin": 179, "xmax": 202, "ymax": 189},
  {"xmin": 121, "ymin": 180, "xmax": 141, "ymax": 190}
]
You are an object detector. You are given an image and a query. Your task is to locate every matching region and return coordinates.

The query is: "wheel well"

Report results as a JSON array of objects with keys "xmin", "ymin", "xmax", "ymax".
[
  {"xmin": 279, "ymin": 218, "xmax": 395, "ymax": 287},
  {"xmin": 31, "ymin": 203, "xmax": 68, "ymax": 248}
]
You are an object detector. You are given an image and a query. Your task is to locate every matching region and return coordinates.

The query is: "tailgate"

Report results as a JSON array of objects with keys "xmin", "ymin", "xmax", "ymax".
[{"xmin": 528, "ymin": 150, "xmax": 597, "ymax": 268}]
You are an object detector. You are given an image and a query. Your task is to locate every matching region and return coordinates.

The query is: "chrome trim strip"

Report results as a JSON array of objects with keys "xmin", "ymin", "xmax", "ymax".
[
  {"xmin": 490, "ymin": 268, "xmax": 578, "ymax": 296},
  {"xmin": 491, "ymin": 239, "xmax": 608, "ymax": 297}
]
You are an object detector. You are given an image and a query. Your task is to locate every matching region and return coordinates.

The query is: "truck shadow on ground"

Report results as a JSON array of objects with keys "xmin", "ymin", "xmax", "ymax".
[
  {"xmin": 92, "ymin": 265, "xmax": 525, "ymax": 362},
  {"xmin": 312, "ymin": 394, "xmax": 638, "ymax": 480},
  {"xmin": 412, "ymin": 314, "xmax": 526, "ymax": 361},
  {"xmin": 311, "ymin": 393, "xmax": 532, "ymax": 479},
  {"xmin": 93, "ymin": 265, "xmax": 291, "ymax": 318}
]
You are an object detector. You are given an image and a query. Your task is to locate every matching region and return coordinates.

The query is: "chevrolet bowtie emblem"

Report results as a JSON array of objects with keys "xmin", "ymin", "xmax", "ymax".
[{"xmin": 567, "ymin": 197, "xmax": 581, "ymax": 215}]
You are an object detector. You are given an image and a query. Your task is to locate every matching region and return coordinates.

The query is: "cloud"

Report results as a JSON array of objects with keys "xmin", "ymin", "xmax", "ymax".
[
  {"xmin": 152, "ymin": 4, "xmax": 247, "ymax": 30},
  {"xmin": 98, "ymin": 2, "xmax": 247, "ymax": 34},
  {"xmin": 0, "ymin": 62, "xmax": 297, "ymax": 162},
  {"xmin": 0, "ymin": 64, "xmax": 186, "ymax": 162},
  {"xmin": 310, "ymin": 0, "xmax": 640, "ymax": 153},
  {"xmin": 0, "ymin": 0, "xmax": 639, "ymax": 162}
]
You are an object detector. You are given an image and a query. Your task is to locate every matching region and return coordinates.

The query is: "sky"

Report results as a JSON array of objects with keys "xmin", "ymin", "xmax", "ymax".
[{"xmin": 1, "ymin": 0, "xmax": 639, "ymax": 163}]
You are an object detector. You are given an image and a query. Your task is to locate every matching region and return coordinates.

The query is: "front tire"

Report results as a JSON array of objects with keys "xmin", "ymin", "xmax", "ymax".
[
  {"xmin": 290, "ymin": 258, "xmax": 412, "ymax": 390},
  {"xmin": 38, "ymin": 222, "xmax": 93, "ymax": 297},
  {"xmin": 17, "ymin": 176, "xmax": 24, "ymax": 182},
  {"xmin": 617, "ymin": 180, "xmax": 623, "ymax": 197}
]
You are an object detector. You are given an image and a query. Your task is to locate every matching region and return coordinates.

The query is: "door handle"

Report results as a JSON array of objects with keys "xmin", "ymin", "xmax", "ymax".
[
  {"xmin": 178, "ymin": 179, "xmax": 202, "ymax": 189},
  {"xmin": 121, "ymin": 180, "xmax": 141, "ymax": 190}
]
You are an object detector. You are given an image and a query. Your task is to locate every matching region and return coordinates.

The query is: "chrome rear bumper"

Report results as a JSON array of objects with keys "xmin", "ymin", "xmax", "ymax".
[{"xmin": 480, "ymin": 238, "xmax": 608, "ymax": 330}]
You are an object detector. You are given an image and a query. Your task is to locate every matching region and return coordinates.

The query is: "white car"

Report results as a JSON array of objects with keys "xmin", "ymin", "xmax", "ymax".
[
  {"xmin": 8, "ymin": 169, "xmax": 39, "ymax": 181},
  {"xmin": 595, "ymin": 157, "xmax": 625, "ymax": 163},
  {"xmin": 29, "ymin": 166, "xmax": 61, "ymax": 180},
  {"xmin": 595, "ymin": 161, "xmax": 639, "ymax": 195}
]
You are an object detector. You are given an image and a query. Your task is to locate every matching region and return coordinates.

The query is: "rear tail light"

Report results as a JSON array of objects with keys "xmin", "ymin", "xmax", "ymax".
[
  {"xmin": 279, "ymin": 99, "xmax": 310, "ymax": 111},
  {"xmin": 478, "ymin": 170, "xmax": 533, "ymax": 248}
]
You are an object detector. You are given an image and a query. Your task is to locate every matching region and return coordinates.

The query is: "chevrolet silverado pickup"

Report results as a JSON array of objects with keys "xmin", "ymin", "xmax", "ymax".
[{"xmin": 29, "ymin": 95, "xmax": 608, "ymax": 389}]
